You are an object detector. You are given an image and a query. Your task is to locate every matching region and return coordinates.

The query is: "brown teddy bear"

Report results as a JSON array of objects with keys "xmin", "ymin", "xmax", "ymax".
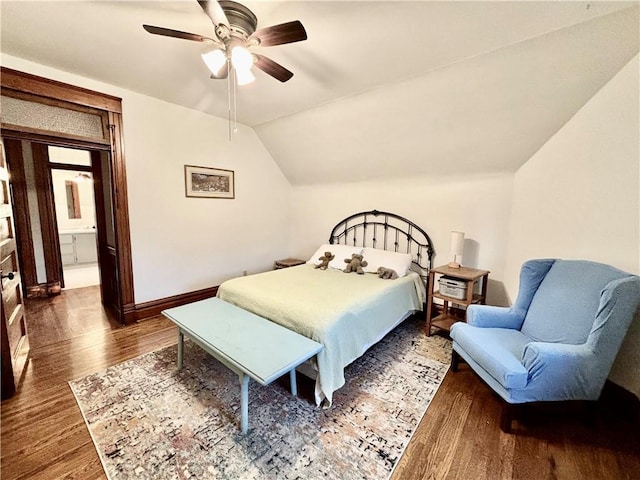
[
  {"xmin": 315, "ymin": 251, "xmax": 335, "ymax": 270},
  {"xmin": 377, "ymin": 266, "xmax": 398, "ymax": 280},
  {"xmin": 344, "ymin": 253, "xmax": 368, "ymax": 274}
]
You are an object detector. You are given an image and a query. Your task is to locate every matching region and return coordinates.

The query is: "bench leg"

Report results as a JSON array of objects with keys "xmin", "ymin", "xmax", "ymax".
[
  {"xmin": 239, "ymin": 373, "xmax": 250, "ymax": 433},
  {"xmin": 290, "ymin": 369, "xmax": 298, "ymax": 397},
  {"xmin": 177, "ymin": 330, "xmax": 184, "ymax": 371}
]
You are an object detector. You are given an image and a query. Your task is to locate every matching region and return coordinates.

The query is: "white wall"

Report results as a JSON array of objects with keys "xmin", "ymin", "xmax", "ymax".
[
  {"xmin": 504, "ymin": 55, "xmax": 640, "ymax": 396},
  {"xmin": 290, "ymin": 173, "xmax": 514, "ymax": 306},
  {"xmin": 2, "ymin": 54, "xmax": 292, "ymax": 303},
  {"xmin": 49, "ymin": 145, "xmax": 96, "ymax": 232},
  {"xmin": 123, "ymin": 96, "xmax": 292, "ymax": 302}
]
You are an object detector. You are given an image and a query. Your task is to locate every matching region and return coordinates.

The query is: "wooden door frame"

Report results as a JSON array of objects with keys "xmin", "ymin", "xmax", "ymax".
[
  {"xmin": 1, "ymin": 67, "xmax": 135, "ymax": 324},
  {"xmin": 32, "ymin": 142, "xmax": 64, "ymax": 294}
]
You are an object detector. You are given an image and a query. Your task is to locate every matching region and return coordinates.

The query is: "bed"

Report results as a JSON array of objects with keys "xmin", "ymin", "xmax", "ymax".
[{"xmin": 217, "ymin": 210, "xmax": 435, "ymax": 406}]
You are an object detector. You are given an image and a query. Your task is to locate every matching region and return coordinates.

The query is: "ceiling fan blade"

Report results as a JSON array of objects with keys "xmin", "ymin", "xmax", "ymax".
[
  {"xmin": 250, "ymin": 20, "xmax": 307, "ymax": 47},
  {"xmin": 143, "ymin": 25, "xmax": 219, "ymax": 44},
  {"xmin": 253, "ymin": 54, "xmax": 294, "ymax": 82},
  {"xmin": 210, "ymin": 62, "xmax": 229, "ymax": 79},
  {"xmin": 197, "ymin": 0, "xmax": 230, "ymax": 28}
]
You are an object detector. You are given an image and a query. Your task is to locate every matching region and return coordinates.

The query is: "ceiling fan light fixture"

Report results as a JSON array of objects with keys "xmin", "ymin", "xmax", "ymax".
[
  {"xmin": 230, "ymin": 45, "xmax": 253, "ymax": 71},
  {"xmin": 201, "ymin": 49, "xmax": 227, "ymax": 76},
  {"xmin": 235, "ymin": 67, "xmax": 255, "ymax": 86},
  {"xmin": 145, "ymin": 0, "xmax": 308, "ymax": 139}
]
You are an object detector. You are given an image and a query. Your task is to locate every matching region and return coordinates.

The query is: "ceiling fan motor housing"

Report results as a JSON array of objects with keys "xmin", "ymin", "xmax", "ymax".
[{"xmin": 219, "ymin": 0, "xmax": 258, "ymax": 39}]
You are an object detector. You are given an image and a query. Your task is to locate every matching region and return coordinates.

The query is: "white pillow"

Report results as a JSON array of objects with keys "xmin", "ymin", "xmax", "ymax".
[
  {"xmin": 307, "ymin": 244, "xmax": 363, "ymax": 270},
  {"xmin": 362, "ymin": 247, "xmax": 413, "ymax": 277}
]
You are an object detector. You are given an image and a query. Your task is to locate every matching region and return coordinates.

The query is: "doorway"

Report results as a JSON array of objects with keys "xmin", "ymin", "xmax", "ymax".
[
  {"xmin": 1, "ymin": 67, "xmax": 135, "ymax": 326},
  {"xmin": 4, "ymin": 139, "xmax": 121, "ymax": 315},
  {"xmin": 49, "ymin": 146, "xmax": 100, "ymax": 290},
  {"xmin": 1, "ymin": 68, "xmax": 136, "ymax": 399}
]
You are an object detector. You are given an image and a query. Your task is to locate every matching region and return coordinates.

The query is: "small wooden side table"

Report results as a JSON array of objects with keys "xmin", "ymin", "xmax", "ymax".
[
  {"xmin": 426, "ymin": 264, "xmax": 490, "ymax": 336},
  {"xmin": 274, "ymin": 258, "xmax": 306, "ymax": 269}
]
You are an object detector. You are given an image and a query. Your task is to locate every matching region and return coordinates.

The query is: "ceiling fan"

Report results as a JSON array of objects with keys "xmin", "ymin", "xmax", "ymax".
[{"xmin": 143, "ymin": 0, "xmax": 307, "ymax": 84}]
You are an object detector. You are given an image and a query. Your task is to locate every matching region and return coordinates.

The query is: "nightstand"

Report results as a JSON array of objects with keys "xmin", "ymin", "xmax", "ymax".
[
  {"xmin": 274, "ymin": 258, "xmax": 306, "ymax": 269},
  {"xmin": 426, "ymin": 264, "xmax": 490, "ymax": 336}
]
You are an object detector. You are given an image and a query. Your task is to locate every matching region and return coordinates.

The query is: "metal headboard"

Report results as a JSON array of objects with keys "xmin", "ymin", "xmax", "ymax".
[{"xmin": 328, "ymin": 210, "xmax": 435, "ymax": 279}]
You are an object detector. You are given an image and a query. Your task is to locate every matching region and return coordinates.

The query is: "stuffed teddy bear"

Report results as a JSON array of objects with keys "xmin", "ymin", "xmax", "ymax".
[
  {"xmin": 344, "ymin": 253, "xmax": 368, "ymax": 274},
  {"xmin": 315, "ymin": 251, "xmax": 335, "ymax": 270},
  {"xmin": 377, "ymin": 266, "xmax": 398, "ymax": 280}
]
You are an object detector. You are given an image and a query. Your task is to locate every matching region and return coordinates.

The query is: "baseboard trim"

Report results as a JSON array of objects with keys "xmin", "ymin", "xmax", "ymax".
[
  {"xmin": 25, "ymin": 282, "xmax": 61, "ymax": 298},
  {"xmin": 122, "ymin": 303, "xmax": 137, "ymax": 325},
  {"xmin": 133, "ymin": 286, "xmax": 219, "ymax": 322}
]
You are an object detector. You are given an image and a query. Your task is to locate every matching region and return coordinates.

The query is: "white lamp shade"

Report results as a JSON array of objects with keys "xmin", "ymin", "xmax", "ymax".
[
  {"xmin": 231, "ymin": 46, "xmax": 254, "ymax": 71},
  {"xmin": 235, "ymin": 68, "xmax": 255, "ymax": 86},
  {"xmin": 201, "ymin": 49, "xmax": 226, "ymax": 76},
  {"xmin": 450, "ymin": 231, "xmax": 465, "ymax": 256}
]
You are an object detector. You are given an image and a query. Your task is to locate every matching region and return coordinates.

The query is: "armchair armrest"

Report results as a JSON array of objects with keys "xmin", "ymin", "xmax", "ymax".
[
  {"xmin": 466, "ymin": 305, "xmax": 525, "ymax": 330},
  {"xmin": 522, "ymin": 342, "xmax": 604, "ymax": 400},
  {"xmin": 523, "ymin": 342, "xmax": 593, "ymax": 368}
]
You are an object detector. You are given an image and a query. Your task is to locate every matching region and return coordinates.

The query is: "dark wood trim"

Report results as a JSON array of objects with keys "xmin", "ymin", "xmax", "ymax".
[
  {"xmin": 25, "ymin": 282, "xmax": 61, "ymax": 299},
  {"xmin": 2, "ymin": 89, "xmax": 111, "ymax": 146},
  {"xmin": 133, "ymin": 286, "xmax": 219, "ymax": 322},
  {"xmin": 31, "ymin": 143, "xmax": 62, "ymax": 287},
  {"xmin": 1, "ymin": 67, "xmax": 122, "ymax": 113},
  {"xmin": 3, "ymin": 140, "xmax": 37, "ymax": 292},
  {"xmin": 26, "ymin": 284, "xmax": 48, "ymax": 298},
  {"xmin": 108, "ymin": 112, "xmax": 135, "ymax": 324},
  {"xmin": 1, "ymin": 68, "xmax": 133, "ymax": 325},
  {"xmin": 49, "ymin": 163, "xmax": 92, "ymax": 172},
  {"xmin": 90, "ymin": 151, "xmax": 108, "ymax": 306},
  {"xmin": 1, "ymin": 129, "xmax": 111, "ymax": 152},
  {"xmin": 2, "ymin": 91, "xmax": 109, "ymax": 145}
]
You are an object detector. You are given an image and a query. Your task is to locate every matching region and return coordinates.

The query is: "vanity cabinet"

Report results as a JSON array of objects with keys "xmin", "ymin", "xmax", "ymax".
[{"xmin": 60, "ymin": 231, "xmax": 98, "ymax": 266}]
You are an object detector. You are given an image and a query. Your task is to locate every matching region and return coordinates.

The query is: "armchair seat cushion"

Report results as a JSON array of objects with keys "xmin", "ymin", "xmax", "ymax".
[{"xmin": 451, "ymin": 323, "xmax": 529, "ymax": 389}]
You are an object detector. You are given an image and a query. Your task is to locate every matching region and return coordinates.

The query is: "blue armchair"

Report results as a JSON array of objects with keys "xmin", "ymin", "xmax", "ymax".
[{"xmin": 450, "ymin": 259, "xmax": 640, "ymax": 431}]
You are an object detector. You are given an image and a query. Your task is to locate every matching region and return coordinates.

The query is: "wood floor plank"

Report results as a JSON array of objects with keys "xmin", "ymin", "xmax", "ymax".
[
  {"xmin": 423, "ymin": 391, "xmax": 471, "ymax": 479},
  {"xmin": 2, "ymin": 288, "xmax": 639, "ymax": 479}
]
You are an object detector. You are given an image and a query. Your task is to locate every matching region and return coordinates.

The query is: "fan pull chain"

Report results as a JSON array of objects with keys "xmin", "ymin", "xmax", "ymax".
[
  {"xmin": 227, "ymin": 59, "xmax": 232, "ymax": 141},
  {"xmin": 233, "ymin": 72, "xmax": 238, "ymax": 134}
]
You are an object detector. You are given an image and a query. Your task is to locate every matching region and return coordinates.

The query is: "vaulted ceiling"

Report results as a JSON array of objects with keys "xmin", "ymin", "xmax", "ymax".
[{"xmin": 1, "ymin": 1, "xmax": 638, "ymax": 184}]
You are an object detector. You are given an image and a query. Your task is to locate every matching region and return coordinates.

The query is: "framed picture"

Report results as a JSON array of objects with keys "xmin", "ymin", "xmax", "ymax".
[{"xmin": 184, "ymin": 165, "xmax": 235, "ymax": 199}]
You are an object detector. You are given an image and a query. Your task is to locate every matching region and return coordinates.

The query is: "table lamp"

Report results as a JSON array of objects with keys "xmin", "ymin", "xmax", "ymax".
[{"xmin": 448, "ymin": 231, "xmax": 465, "ymax": 268}]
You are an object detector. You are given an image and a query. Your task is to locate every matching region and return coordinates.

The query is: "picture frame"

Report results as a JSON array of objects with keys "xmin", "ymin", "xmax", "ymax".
[{"xmin": 184, "ymin": 165, "xmax": 235, "ymax": 199}]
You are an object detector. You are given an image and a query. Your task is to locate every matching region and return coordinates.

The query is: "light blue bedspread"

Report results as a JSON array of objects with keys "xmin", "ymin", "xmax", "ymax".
[{"xmin": 217, "ymin": 264, "xmax": 424, "ymax": 405}]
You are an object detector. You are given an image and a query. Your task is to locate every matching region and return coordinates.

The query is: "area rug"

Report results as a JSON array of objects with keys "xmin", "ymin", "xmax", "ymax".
[{"xmin": 69, "ymin": 317, "xmax": 451, "ymax": 480}]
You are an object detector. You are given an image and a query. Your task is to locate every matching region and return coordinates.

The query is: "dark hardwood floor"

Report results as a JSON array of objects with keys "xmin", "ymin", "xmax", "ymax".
[
  {"xmin": 2, "ymin": 288, "xmax": 639, "ymax": 479},
  {"xmin": 23, "ymin": 286, "xmax": 120, "ymax": 350}
]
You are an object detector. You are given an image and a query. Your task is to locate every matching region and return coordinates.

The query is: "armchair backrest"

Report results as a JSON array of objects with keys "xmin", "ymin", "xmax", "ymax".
[{"xmin": 520, "ymin": 260, "xmax": 635, "ymax": 344}]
